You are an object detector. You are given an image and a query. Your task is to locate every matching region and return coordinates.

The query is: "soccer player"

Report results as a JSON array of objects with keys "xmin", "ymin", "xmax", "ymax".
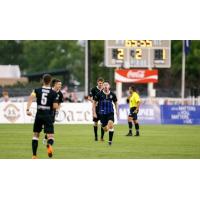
[
  {"xmin": 126, "ymin": 86, "xmax": 141, "ymax": 136},
  {"xmin": 43, "ymin": 78, "xmax": 64, "ymax": 144},
  {"xmin": 88, "ymin": 77, "xmax": 105, "ymax": 141},
  {"xmin": 92, "ymin": 82, "xmax": 118, "ymax": 145},
  {"xmin": 26, "ymin": 74, "xmax": 59, "ymax": 158}
]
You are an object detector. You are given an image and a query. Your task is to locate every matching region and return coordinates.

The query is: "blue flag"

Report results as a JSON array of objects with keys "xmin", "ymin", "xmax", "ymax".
[{"xmin": 184, "ymin": 40, "xmax": 191, "ymax": 55}]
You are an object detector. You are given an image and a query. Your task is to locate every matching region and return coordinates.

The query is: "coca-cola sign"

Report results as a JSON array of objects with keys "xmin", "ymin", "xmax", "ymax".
[{"xmin": 115, "ymin": 69, "xmax": 158, "ymax": 83}]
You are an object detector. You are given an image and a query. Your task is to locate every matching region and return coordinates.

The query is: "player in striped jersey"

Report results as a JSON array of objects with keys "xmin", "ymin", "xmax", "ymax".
[{"xmin": 93, "ymin": 82, "xmax": 118, "ymax": 145}]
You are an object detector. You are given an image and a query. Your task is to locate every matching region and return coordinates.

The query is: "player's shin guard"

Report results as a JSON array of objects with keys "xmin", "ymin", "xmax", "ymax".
[
  {"xmin": 109, "ymin": 128, "xmax": 114, "ymax": 143},
  {"xmin": 128, "ymin": 122, "xmax": 133, "ymax": 133},
  {"xmin": 101, "ymin": 127, "xmax": 105, "ymax": 139},
  {"xmin": 32, "ymin": 137, "xmax": 38, "ymax": 156},
  {"xmin": 93, "ymin": 126, "xmax": 98, "ymax": 140}
]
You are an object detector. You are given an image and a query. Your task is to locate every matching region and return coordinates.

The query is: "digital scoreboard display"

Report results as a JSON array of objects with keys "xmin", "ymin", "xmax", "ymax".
[{"xmin": 105, "ymin": 40, "xmax": 171, "ymax": 68}]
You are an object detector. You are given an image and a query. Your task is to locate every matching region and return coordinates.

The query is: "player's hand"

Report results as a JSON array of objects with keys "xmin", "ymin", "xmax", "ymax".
[
  {"xmin": 26, "ymin": 110, "xmax": 32, "ymax": 116},
  {"xmin": 116, "ymin": 111, "xmax": 119, "ymax": 118},
  {"xmin": 134, "ymin": 109, "xmax": 139, "ymax": 114}
]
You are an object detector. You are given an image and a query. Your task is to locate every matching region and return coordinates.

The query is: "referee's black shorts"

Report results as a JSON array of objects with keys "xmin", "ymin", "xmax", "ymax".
[
  {"xmin": 100, "ymin": 113, "xmax": 114, "ymax": 127},
  {"xmin": 128, "ymin": 107, "xmax": 138, "ymax": 120},
  {"xmin": 33, "ymin": 113, "xmax": 54, "ymax": 134}
]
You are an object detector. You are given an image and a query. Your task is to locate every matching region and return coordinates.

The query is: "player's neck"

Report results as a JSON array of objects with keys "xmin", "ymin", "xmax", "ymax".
[
  {"xmin": 52, "ymin": 87, "xmax": 59, "ymax": 92},
  {"xmin": 43, "ymin": 84, "xmax": 51, "ymax": 89},
  {"xmin": 103, "ymin": 90, "xmax": 110, "ymax": 95},
  {"xmin": 96, "ymin": 86, "xmax": 103, "ymax": 90}
]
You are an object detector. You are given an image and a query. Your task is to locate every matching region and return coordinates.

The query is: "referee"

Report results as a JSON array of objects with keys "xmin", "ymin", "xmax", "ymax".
[{"xmin": 126, "ymin": 86, "xmax": 141, "ymax": 136}]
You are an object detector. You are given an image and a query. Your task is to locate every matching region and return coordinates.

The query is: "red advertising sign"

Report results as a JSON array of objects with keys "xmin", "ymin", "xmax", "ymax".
[{"xmin": 115, "ymin": 69, "xmax": 158, "ymax": 83}]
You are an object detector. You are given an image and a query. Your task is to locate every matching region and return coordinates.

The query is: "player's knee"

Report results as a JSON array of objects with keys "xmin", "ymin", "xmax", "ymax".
[
  {"xmin": 94, "ymin": 122, "xmax": 98, "ymax": 126},
  {"xmin": 128, "ymin": 117, "xmax": 132, "ymax": 122},
  {"xmin": 133, "ymin": 120, "xmax": 138, "ymax": 124},
  {"xmin": 47, "ymin": 134, "xmax": 54, "ymax": 140},
  {"xmin": 102, "ymin": 126, "xmax": 108, "ymax": 132},
  {"xmin": 33, "ymin": 132, "xmax": 39, "ymax": 138},
  {"xmin": 108, "ymin": 121, "xmax": 114, "ymax": 129}
]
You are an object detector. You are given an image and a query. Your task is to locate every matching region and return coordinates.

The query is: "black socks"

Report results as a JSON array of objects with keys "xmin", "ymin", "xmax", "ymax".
[{"xmin": 32, "ymin": 139, "xmax": 38, "ymax": 156}]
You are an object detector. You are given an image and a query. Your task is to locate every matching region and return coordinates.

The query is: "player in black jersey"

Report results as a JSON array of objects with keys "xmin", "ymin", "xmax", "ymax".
[
  {"xmin": 88, "ymin": 77, "xmax": 105, "ymax": 141},
  {"xmin": 43, "ymin": 78, "xmax": 64, "ymax": 144},
  {"xmin": 93, "ymin": 82, "xmax": 118, "ymax": 146},
  {"xmin": 26, "ymin": 74, "xmax": 59, "ymax": 158}
]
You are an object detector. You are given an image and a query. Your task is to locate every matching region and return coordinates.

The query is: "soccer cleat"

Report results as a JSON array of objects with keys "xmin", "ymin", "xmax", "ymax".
[
  {"xmin": 47, "ymin": 144, "xmax": 53, "ymax": 158},
  {"xmin": 32, "ymin": 155, "xmax": 38, "ymax": 159},
  {"xmin": 126, "ymin": 133, "xmax": 133, "ymax": 136},
  {"xmin": 108, "ymin": 141, "xmax": 112, "ymax": 146},
  {"xmin": 135, "ymin": 131, "xmax": 140, "ymax": 136}
]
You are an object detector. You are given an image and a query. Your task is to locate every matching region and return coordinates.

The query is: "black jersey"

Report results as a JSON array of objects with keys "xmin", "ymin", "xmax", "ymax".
[
  {"xmin": 89, "ymin": 86, "xmax": 102, "ymax": 99},
  {"xmin": 94, "ymin": 91, "xmax": 117, "ymax": 115},
  {"xmin": 34, "ymin": 86, "xmax": 58, "ymax": 115},
  {"xmin": 89, "ymin": 86, "xmax": 102, "ymax": 113},
  {"xmin": 56, "ymin": 90, "xmax": 64, "ymax": 104}
]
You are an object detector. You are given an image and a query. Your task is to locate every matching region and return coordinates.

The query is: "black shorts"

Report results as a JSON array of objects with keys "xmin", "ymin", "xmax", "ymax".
[
  {"xmin": 129, "ymin": 107, "xmax": 138, "ymax": 120},
  {"xmin": 100, "ymin": 113, "xmax": 114, "ymax": 127},
  {"xmin": 33, "ymin": 113, "xmax": 54, "ymax": 134},
  {"xmin": 93, "ymin": 113, "xmax": 101, "ymax": 122}
]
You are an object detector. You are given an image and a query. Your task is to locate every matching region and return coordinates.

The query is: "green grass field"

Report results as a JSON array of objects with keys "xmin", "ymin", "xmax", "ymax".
[{"xmin": 0, "ymin": 124, "xmax": 200, "ymax": 159}]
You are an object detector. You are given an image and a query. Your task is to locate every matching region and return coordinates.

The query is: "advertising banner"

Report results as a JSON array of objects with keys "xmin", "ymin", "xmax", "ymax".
[
  {"xmin": 0, "ymin": 102, "xmax": 94, "ymax": 124},
  {"xmin": 118, "ymin": 104, "xmax": 161, "ymax": 124},
  {"xmin": 161, "ymin": 105, "xmax": 200, "ymax": 125},
  {"xmin": 115, "ymin": 69, "xmax": 158, "ymax": 83}
]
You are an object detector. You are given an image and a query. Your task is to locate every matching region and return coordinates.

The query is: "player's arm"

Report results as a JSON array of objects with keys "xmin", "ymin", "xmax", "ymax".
[
  {"xmin": 53, "ymin": 92, "xmax": 59, "ymax": 110},
  {"xmin": 88, "ymin": 88, "xmax": 94, "ymax": 103},
  {"xmin": 114, "ymin": 101, "xmax": 119, "ymax": 117},
  {"xmin": 113, "ymin": 94, "xmax": 119, "ymax": 117},
  {"xmin": 26, "ymin": 90, "xmax": 36, "ymax": 116},
  {"xmin": 126, "ymin": 95, "xmax": 131, "ymax": 104},
  {"xmin": 53, "ymin": 102, "xmax": 59, "ymax": 110}
]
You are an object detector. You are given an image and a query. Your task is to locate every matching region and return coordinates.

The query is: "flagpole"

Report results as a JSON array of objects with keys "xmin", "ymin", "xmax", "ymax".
[{"xmin": 181, "ymin": 40, "xmax": 186, "ymax": 104}]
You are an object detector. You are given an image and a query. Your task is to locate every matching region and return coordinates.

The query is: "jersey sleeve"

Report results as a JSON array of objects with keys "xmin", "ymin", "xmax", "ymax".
[
  {"xmin": 93, "ymin": 92, "xmax": 100, "ymax": 102},
  {"xmin": 89, "ymin": 88, "xmax": 94, "ymax": 97},
  {"xmin": 53, "ymin": 91, "xmax": 59, "ymax": 103},
  {"xmin": 112, "ymin": 93, "xmax": 117, "ymax": 102},
  {"xmin": 59, "ymin": 92, "xmax": 64, "ymax": 103},
  {"xmin": 135, "ymin": 93, "xmax": 141, "ymax": 103}
]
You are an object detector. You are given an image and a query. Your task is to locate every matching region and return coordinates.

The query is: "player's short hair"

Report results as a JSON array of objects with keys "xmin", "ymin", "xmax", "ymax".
[
  {"xmin": 97, "ymin": 77, "xmax": 104, "ymax": 82},
  {"xmin": 130, "ymin": 85, "xmax": 136, "ymax": 91},
  {"xmin": 43, "ymin": 74, "xmax": 52, "ymax": 85},
  {"xmin": 51, "ymin": 78, "xmax": 61, "ymax": 87}
]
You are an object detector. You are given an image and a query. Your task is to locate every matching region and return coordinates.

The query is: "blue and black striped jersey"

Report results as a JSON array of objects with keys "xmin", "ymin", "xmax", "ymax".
[{"xmin": 94, "ymin": 91, "xmax": 117, "ymax": 115}]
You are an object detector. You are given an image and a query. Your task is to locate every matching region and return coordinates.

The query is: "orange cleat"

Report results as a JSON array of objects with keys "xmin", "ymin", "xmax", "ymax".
[{"xmin": 47, "ymin": 144, "xmax": 53, "ymax": 158}]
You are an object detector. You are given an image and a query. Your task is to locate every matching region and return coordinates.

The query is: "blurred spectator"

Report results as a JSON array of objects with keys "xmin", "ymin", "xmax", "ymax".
[{"xmin": 2, "ymin": 91, "xmax": 10, "ymax": 102}]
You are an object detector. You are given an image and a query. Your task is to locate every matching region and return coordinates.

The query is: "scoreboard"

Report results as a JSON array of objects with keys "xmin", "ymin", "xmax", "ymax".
[{"xmin": 105, "ymin": 40, "xmax": 171, "ymax": 68}]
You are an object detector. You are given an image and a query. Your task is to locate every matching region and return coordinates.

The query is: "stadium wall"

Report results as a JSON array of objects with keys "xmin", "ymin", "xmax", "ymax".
[{"xmin": 0, "ymin": 102, "xmax": 199, "ymax": 125}]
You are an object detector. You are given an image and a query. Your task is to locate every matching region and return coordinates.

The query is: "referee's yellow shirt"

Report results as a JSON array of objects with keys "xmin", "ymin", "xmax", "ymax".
[{"xmin": 129, "ymin": 92, "xmax": 140, "ymax": 108}]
